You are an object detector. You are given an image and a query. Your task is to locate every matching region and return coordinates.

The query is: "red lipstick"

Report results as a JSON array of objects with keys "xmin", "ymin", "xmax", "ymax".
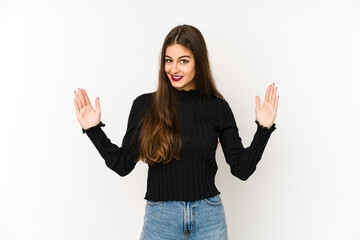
[{"xmin": 171, "ymin": 75, "xmax": 183, "ymax": 82}]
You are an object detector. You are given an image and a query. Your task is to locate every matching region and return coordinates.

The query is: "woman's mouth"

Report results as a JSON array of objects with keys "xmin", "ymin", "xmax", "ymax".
[{"xmin": 171, "ymin": 75, "xmax": 183, "ymax": 81}]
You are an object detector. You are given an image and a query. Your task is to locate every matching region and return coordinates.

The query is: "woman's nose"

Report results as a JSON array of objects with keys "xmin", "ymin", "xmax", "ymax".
[{"xmin": 171, "ymin": 62, "xmax": 179, "ymax": 74}]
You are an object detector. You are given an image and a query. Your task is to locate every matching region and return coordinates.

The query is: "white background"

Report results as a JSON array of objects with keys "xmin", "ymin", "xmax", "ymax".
[{"xmin": 1, "ymin": 0, "xmax": 359, "ymax": 239}]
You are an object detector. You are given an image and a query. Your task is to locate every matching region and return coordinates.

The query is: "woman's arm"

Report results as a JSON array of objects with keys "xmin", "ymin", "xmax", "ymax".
[
  {"xmin": 218, "ymin": 100, "xmax": 276, "ymax": 180},
  {"xmin": 82, "ymin": 94, "xmax": 148, "ymax": 177}
]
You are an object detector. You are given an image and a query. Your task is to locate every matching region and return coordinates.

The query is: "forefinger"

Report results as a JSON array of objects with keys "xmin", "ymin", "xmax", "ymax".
[
  {"xmin": 77, "ymin": 87, "xmax": 86, "ymax": 106},
  {"xmin": 265, "ymin": 83, "xmax": 271, "ymax": 103},
  {"xmin": 82, "ymin": 89, "xmax": 91, "ymax": 106}
]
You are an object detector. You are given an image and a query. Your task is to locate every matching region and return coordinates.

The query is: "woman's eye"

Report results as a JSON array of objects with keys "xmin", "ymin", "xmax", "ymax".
[{"xmin": 165, "ymin": 59, "xmax": 188, "ymax": 63}]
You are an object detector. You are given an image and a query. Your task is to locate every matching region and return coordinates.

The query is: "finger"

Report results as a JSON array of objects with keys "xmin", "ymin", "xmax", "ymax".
[
  {"xmin": 74, "ymin": 98, "xmax": 80, "ymax": 115},
  {"xmin": 82, "ymin": 89, "xmax": 91, "ymax": 106},
  {"xmin": 77, "ymin": 87, "xmax": 86, "ymax": 106},
  {"xmin": 272, "ymin": 86, "xmax": 278, "ymax": 107},
  {"xmin": 274, "ymin": 95, "xmax": 279, "ymax": 113},
  {"xmin": 269, "ymin": 83, "xmax": 275, "ymax": 105},
  {"xmin": 74, "ymin": 90, "xmax": 83, "ymax": 109},
  {"xmin": 255, "ymin": 96, "xmax": 260, "ymax": 111},
  {"xmin": 95, "ymin": 97, "xmax": 101, "ymax": 112},
  {"xmin": 265, "ymin": 83, "xmax": 271, "ymax": 103}
]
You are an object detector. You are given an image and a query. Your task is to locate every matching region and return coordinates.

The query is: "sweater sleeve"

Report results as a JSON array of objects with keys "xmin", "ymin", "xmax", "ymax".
[
  {"xmin": 218, "ymin": 100, "xmax": 276, "ymax": 181},
  {"xmin": 82, "ymin": 94, "xmax": 148, "ymax": 177}
]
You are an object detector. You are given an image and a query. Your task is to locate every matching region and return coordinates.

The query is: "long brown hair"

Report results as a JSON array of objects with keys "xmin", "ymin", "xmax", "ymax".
[{"xmin": 135, "ymin": 24, "xmax": 225, "ymax": 166}]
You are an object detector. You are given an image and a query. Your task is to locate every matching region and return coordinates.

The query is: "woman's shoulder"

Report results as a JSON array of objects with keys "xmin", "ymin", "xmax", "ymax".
[
  {"xmin": 133, "ymin": 91, "xmax": 155, "ymax": 103},
  {"xmin": 204, "ymin": 95, "xmax": 229, "ymax": 108}
]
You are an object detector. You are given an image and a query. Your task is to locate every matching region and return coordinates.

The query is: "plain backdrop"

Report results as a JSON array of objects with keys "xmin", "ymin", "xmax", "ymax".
[{"xmin": 1, "ymin": 0, "xmax": 359, "ymax": 239}]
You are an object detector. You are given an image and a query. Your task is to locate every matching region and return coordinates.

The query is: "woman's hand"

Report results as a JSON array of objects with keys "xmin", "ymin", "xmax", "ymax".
[
  {"xmin": 73, "ymin": 88, "xmax": 101, "ymax": 130},
  {"xmin": 255, "ymin": 83, "xmax": 279, "ymax": 128}
]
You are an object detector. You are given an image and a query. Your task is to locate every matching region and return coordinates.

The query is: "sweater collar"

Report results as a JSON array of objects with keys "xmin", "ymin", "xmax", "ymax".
[{"xmin": 174, "ymin": 88, "xmax": 200, "ymax": 99}]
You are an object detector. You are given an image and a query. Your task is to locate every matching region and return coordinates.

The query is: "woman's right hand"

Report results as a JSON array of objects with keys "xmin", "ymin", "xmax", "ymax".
[{"xmin": 74, "ymin": 88, "xmax": 101, "ymax": 131}]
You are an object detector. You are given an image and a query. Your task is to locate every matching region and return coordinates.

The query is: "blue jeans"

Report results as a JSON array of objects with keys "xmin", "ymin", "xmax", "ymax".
[{"xmin": 139, "ymin": 194, "xmax": 228, "ymax": 240}]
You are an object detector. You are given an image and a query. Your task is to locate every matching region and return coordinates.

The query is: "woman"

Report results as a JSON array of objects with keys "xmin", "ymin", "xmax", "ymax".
[{"xmin": 74, "ymin": 24, "xmax": 279, "ymax": 240}]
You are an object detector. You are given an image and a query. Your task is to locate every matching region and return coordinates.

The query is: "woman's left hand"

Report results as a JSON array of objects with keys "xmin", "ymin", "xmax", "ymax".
[{"xmin": 255, "ymin": 83, "xmax": 279, "ymax": 128}]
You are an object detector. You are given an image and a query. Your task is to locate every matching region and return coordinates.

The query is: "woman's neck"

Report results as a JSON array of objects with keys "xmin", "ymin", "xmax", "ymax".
[{"xmin": 174, "ymin": 88, "xmax": 199, "ymax": 99}]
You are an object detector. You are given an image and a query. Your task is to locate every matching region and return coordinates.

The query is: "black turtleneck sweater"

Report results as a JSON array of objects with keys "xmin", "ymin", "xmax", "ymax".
[{"xmin": 82, "ymin": 88, "xmax": 276, "ymax": 201}]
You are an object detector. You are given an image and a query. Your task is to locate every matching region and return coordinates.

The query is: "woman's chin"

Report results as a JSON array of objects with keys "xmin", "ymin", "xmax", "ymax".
[{"xmin": 170, "ymin": 82, "xmax": 184, "ymax": 90}]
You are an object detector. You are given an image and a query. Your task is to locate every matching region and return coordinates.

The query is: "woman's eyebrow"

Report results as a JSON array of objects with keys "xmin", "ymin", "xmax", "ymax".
[{"xmin": 165, "ymin": 55, "xmax": 191, "ymax": 59}]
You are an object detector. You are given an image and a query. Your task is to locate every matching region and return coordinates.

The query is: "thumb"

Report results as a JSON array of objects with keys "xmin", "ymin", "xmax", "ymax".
[
  {"xmin": 95, "ymin": 97, "xmax": 101, "ymax": 112},
  {"xmin": 255, "ymin": 96, "xmax": 260, "ymax": 111}
]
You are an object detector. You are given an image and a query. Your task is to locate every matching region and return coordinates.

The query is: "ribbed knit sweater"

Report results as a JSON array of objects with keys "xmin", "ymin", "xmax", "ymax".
[{"xmin": 82, "ymin": 88, "xmax": 276, "ymax": 201}]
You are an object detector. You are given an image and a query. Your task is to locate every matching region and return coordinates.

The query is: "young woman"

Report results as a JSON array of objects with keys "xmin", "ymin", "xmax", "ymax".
[{"xmin": 74, "ymin": 24, "xmax": 279, "ymax": 240}]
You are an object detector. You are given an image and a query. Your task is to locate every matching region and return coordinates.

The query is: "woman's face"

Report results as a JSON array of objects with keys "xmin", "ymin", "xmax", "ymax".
[{"xmin": 165, "ymin": 44, "xmax": 196, "ymax": 91}]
